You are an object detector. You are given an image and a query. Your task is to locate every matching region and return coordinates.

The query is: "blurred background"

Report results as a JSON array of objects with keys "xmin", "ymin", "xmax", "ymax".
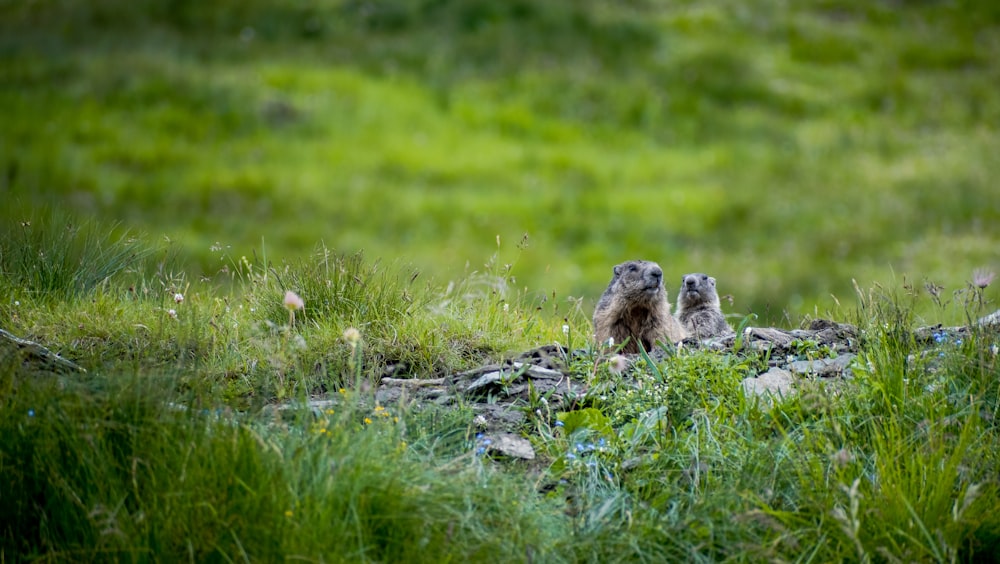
[{"xmin": 2, "ymin": 0, "xmax": 998, "ymax": 324}]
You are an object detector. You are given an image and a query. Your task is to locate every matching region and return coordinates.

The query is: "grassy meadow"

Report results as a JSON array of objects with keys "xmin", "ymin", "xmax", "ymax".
[
  {"xmin": 3, "ymin": 0, "xmax": 1000, "ymax": 561},
  {"xmin": 2, "ymin": 0, "xmax": 999, "ymax": 320}
]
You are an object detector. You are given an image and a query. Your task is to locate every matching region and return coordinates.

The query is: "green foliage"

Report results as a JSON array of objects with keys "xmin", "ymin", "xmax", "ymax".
[
  {"xmin": 4, "ymin": 0, "xmax": 1000, "ymax": 559},
  {"xmin": 2, "ymin": 0, "xmax": 998, "ymax": 323},
  {"xmin": 4, "ymin": 214, "xmax": 1000, "ymax": 561},
  {"xmin": 0, "ymin": 206, "xmax": 150, "ymax": 302}
]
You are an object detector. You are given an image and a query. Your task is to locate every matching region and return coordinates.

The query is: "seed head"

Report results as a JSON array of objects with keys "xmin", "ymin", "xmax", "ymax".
[
  {"xmin": 973, "ymin": 268, "xmax": 996, "ymax": 289},
  {"xmin": 608, "ymin": 355, "xmax": 628, "ymax": 375},
  {"xmin": 283, "ymin": 290, "xmax": 304, "ymax": 311},
  {"xmin": 343, "ymin": 327, "xmax": 361, "ymax": 345}
]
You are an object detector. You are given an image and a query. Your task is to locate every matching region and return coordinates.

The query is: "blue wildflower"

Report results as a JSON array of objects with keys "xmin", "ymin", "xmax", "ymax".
[
  {"xmin": 27, "ymin": 409, "xmax": 35, "ymax": 417},
  {"xmin": 482, "ymin": 438, "xmax": 492, "ymax": 446},
  {"xmin": 933, "ymin": 332, "xmax": 946, "ymax": 344},
  {"xmin": 475, "ymin": 432, "xmax": 484, "ymax": 440},
  {"xmin": 567, "ymin": 453, "xmax": 577, "ymax": 460},
  {"xmin": 576, "ymin": 442, "xmax": 584, "ymax": 452},
  {"xmin": 955, "ymin": 339, "xmax": 963, "ymax": 346},
  {"xmin": 554, "ymin": 420, "xmax": 564, "ymax": 427},
  {"xmin": 598, "ymin": 438, "xmax": 606, "ymax": 447},
  {"xmin": 586, "ymin": 461, "xmax": 597, "ymax": 468},
  {"xmin": 476, "ymin": 446, "xmax": 486, "ymax": 455}
]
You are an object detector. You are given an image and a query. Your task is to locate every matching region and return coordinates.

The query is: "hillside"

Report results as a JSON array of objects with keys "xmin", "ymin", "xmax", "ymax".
[{"xmin": 2, "ymin": 0, "xmax": 999, "ymax": 321}]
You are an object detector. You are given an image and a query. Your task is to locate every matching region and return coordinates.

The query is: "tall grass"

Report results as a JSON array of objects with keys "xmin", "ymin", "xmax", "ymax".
[
  {"xmin": 0, "ymin": 206, "xmax": 150, "ymax": 302},
  {"xmin": 4, "ymin": 214, "xmax": 1000, "ymax": 561},
  {"xmin": 0, "ymin": 360, "xmax": 572, "ymax": 562},
  {"xmin": 2, "ymin": 0, "xmax": 998, "ymax": 321}
]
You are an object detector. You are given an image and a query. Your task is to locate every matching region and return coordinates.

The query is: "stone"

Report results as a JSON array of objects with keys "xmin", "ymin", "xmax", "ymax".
[
  {"xmin": 786, "ymin": 354, "xmax": 856, "ymax": 377},
  {"xmin": 742, "ymin": 368, "xmax": 795, "ymax": 400},
  {"xmin": 486, "ymin": 433, "xmax": 535, "ymax": 460}
]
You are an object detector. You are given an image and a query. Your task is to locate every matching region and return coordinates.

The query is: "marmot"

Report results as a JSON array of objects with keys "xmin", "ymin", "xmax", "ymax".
[
  {"xmin": 593, "ymin": 260, "xmax": 687, "ymax": 354},
  {"xmin": 675, "ymin": 273, "xmax": 732, "ymax": 339}
]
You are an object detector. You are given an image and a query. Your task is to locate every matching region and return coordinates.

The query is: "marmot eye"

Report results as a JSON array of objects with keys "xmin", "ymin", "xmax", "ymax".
[
  {"xmin": 701, "ymin": 275, "xmax": 708, "ymax": 281},
  {"xmin": 628, "ymin": 264, "xmax": 638, "ymax": 272}
]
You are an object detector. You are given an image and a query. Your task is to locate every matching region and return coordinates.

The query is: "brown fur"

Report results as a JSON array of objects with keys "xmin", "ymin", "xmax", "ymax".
[
  {"xmin": 593, "ymin": 260, "xmax": 687, "ymax": 353},
  {"xmin": 675, "ymin": 273, "xmax": 732, "ymax": 339}
]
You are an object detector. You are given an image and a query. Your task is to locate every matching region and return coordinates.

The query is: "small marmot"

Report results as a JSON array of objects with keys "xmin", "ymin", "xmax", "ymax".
[
  {"xmin": 593, "ymin": 260, "xmax": 687, "ymax": 354},
  {"xmin": 675, "ymin": 273, "xmax": 732, "ymax": 339}
]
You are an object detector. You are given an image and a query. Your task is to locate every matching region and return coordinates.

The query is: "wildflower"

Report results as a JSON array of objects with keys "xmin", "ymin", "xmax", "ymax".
[
  {"xmin": 554, "ymin": 420, "xmax": 564, "ymax": 427},
  {"xmin": 167, "ymin": 309, "xmax": 177, "ymax": 319},
  {"xmin": 991, "ymin": 344, "xmax": 998, "ymax": 356},
  {"xmin": 473, "ymin": 414, "xmax": 488, "ymax": 428},
  {"xmin": 174, "ymin": 293, "xmax": 184, "ymax": 304},
  {"xmin": 283, "ymin": 290, "xmax": 304, "ymax": 311},
  {"xmin": 343, "ymin": 327, "xmax": 361, "ymax": 346},
  {"xmin": 608, "ymin": 355, "xmax": 628, "ymax": 375},
  {"xmin": 476, "ymin": 446, "xmax": 487, "ymax": 455},
  {"xmin": 363, "ymin": 417, "xmax": 372, "ymax": 425},
  {"xmin": 831, "ymin": 448, "xmax": 855, "ymax": 468},
  {"xmin": 933, "ymin": 332, "xmax": 946, "ymax": 344},
  {"xmin": 562, "ymin": 324, "xmax": 570, "ymax": 335},
  {"xmin": 284, "ymin": 510, "xmax": 293, "ymax": 518},
  {"xmin": 973, "ymin": 268, "xmax": 996, "ymax": 289},
  {"xmin": 14, "ymin": 301, "xmax": 19, "ymax": 307},
  {"xmin": 503, "ymin": 303, "xmax": 509, "ymax": 313},
  {"xmin": 27, "ymin": 409, "xmax": 34, "ymax": 417},
  {"xmin": 338, "ymin": 388, "xmax": 346, "ymax": 395},
  {"xmin": 326, "ymin": 409, "xmax": 335, "ymax": 415},
  {"xmin": 606, "ymin": 337, "xmax": 614, "ymax": 347}
]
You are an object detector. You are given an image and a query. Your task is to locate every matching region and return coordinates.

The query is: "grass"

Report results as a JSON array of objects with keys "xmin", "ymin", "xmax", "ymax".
[
  {"xmin": 3, "ymin": 216, "xmax": 1000, "ymax": 561},
  {"xmin": 2, "ymin": 0, "xmax": 999, "ymax": 323},
  {"xmin": 3, "ymin": 1, "xmax": 1000, "ymax": 560}
]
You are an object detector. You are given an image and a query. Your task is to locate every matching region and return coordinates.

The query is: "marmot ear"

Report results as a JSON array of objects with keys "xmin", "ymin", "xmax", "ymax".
[
  {"xmin": 613, "ymin": 265, "xmax": 622, "ymax": 276},
  {"xmin": 709, "ymin": 277, "xmax": 716, "ymax": 286}
]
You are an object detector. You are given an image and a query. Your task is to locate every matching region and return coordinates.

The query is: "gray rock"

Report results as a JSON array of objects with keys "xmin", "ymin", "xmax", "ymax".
[
  {"xmin": 486, "ymin": 433, "xmax": 536, "ymax": 460},
  {"xmin": 786, "ymin": 354, "xmax": 856, "ymax": 377},
  {"xmin": 742, "ymin": 368, "xmax": 796, "ymax": 400}
]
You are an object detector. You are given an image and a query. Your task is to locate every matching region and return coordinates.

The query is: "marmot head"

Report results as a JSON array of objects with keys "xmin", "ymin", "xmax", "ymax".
[
  {"xmin": 609, "ymin": 260, "xmax": 666, "ymax": 303},
  {"xmin": 677, "ymin": 273, "xmax": 720, "ymax": 308}
]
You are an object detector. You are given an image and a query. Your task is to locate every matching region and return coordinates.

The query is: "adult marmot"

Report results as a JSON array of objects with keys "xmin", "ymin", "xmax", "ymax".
[
  {"xmin": 675, "ymin": 273, "xmax": 732, "ymax": 339},
  {"xmin": 593, "ymin": 260, "xmax": 687, "ymax": 354}
]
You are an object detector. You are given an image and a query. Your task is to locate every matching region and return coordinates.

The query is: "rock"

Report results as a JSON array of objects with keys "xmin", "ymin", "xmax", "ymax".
[
  {"xmin": 786, "ymin": 354, "xmax": 856, "ymax": 378},
  {"xmin": 979, "ymin": 310, "xmax": 1000, "ymax": 327},
  {"xmin": 484, "ymin": 433, "xmax": 535, "ymax": 460},
  {"xmin": 1, "ymin": 328, "xmax": 86, "ymax": 373},
  {"xmin": 742, "ymin": 368, "xmax": 796, "ymax": 400}
]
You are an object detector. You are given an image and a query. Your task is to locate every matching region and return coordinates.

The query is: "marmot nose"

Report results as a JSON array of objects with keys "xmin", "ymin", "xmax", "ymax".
[
  {"xmin": 650, "ymin": 267, "xmax": 662, "ymax": 280},
  {"xmin": 685, "ymin": 276, "xmax": 697, "ymax": 288}
]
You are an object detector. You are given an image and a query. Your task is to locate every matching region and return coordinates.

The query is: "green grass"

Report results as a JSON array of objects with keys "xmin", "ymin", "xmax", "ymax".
[
  {"xmin": 3, "ymin": 217, "xmax": 1000, "ymax": 561},
  {"xmin": 2, "ymin": 0, "xmax": 999, "ymax": 323},
  {"xmin": 4, "ymin": 1, "xmax": 1000, "ymax": 560}
]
